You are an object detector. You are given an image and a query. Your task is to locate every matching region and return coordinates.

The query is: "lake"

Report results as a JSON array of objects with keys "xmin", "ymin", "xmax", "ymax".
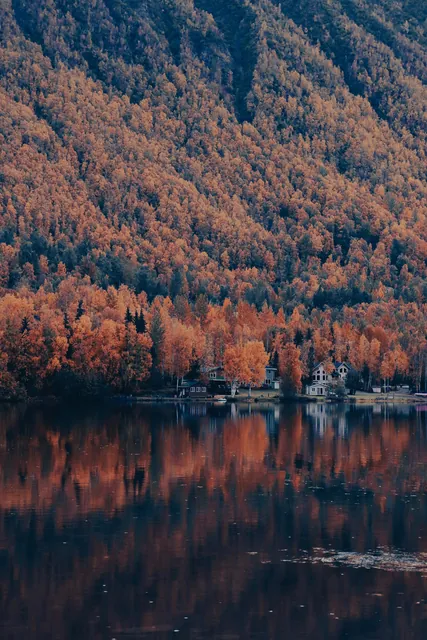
[{"xmin": 1, "ymin": 401, "xmax": 427, "ymax": 639}]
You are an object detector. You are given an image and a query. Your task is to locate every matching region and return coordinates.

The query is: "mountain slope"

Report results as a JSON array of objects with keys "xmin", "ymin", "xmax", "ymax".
[{"xmin": 1, "ymin": 0, "xmax": 427, "ymax": 308}]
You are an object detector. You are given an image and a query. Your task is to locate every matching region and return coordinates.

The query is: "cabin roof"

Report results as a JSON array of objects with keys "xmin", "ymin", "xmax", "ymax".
[
  {"xmin": 308, "ymin": 381, "xmax": 329, "ymax": 387},
  {"xmin": 180, "ymin": 379, "xmax": 202, "ymax": 388},
  {"xmin": 313, "ymin": 362, "xmax": 324, "ymax": 371},
  {"xmin": 313, "ymin": 361, "xmax": 351, "ymax": 371}
]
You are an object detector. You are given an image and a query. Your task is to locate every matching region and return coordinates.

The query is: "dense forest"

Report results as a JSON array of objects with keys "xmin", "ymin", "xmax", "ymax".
[{"xmin": 1, "ymin": 0, "xmax": 427, "ymax": 396}]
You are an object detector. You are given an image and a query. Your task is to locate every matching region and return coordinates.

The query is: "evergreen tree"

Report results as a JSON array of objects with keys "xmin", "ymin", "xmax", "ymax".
[
  {"xmin": 194, "ymin": 294, "xmax": 209, "ymax": 325},
  {"xmin": 63, "ymin": 312, "xmax": 72, "ymax": 335},
  {"xmin": 150, "ymin": 309, "xmax": 165, "ymax": 382},
  {"xmin": 125, "ymin": 307, "xmax": 133, "ymax": 324},
  {"xmin": 170, "ymin": 270, "xmax": 184, "ymax": 299},
  {"xmin": 135, "ymin": 310, "xmax": 146, "ymax": 334},
  {"xmin": 21, "ymin": 317, "xmax": 29, "ymax": 333},
  {"xmin": 62, "ymin": 313, "xmax": 74, "ymax": 360},
  {"xmin": 306, "ymin": 343, "xmax": 315, "ymax": 382},
  {"xmin": 294, "ymin": 328, "xmax": 304, "ymax": 346},
  {"xmin": 76, "ymin": 299, "xmax": 85, "ymax": 320},
  {"xmin": 119, "ymin": 325, "xmax": 151, "ymax": 394}
]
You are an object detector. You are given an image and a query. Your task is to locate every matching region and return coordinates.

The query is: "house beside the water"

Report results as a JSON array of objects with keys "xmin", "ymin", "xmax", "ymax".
[
  {"xmin": 204, "ymin": 365, "xmax": 280, "ymax": 390},
  {"xmin": 306, "ymin": 362, "xmax": 351, "ymax": 396},
  {"xmin": 179, "ymin": 380, "xmax": 209, "ymax": 399}
]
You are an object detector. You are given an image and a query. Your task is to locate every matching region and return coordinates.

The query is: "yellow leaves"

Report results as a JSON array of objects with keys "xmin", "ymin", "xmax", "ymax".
[
  {"xmin": 368, "ymin": 338, "xmax": 381, "ymax": 375},
  {"xmin": 322, "ymin": 257, "xmax": 347, "ymax": 290},
  {"xmin": 220, "ymin": 250, "xmax": 230, "ymax": 269},
  {"xmin": 313, "ymin": 328, "xmax": 333, "ymax": 362},
  {"xmin": 244, "ymin": 341, "xmax": 269, "ymax": 387},
  {"xmin": 0, "ymin": 294, "xmax": 34, "ymax": 330},
  {"xmin": 39, "ymin": 255, "xmax": 49, "ymax": 275},
  {"xmin": 224, "ymin": 341, "xmax": 268, "ymax": 388},
  {"xmin": 223, "ymin": 344, "xmax": 242, "ymax": 382},
  {"xmin": 278, "ymin": 342, "xmax": 303, "ymax": 394},
  {"xmin": 0, "ymin": 270, "xmax": 423, "ymax": 397},
  {"xmin": 22, "ymin": 262, "xmax": 35, "ymax": 281},
  {"xmin": 374, "ymin": 282, "xmax": 386, "ymax": 301},
  {"xmin": 263, "ymin": 250, "xmax": 275, "ymax": 272},
  {"xmin": 162, "ymin": 318, "xmax": 196, "ymax": 381},
  {"xmin": 289, "ymin": 306, "xmax": 307, "ymax": 337},
  {"xmin": 113, "ymin": 166, "xmax": 126, "ymax": 182},
  {"xmin": 56, "ymin": 262, "xmax": 67, "ymax": 278},
  {"xmin": 172, "ymin": 71, "xmax": 187, "ymax": 91}
]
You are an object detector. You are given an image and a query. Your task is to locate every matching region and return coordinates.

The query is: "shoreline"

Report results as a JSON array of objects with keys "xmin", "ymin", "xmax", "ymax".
[{"xmin": 1, "ymin": 393, "xmax": 427, "ymax": 407}]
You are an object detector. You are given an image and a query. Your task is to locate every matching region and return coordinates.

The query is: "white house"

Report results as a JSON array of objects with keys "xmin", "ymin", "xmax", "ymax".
[
  {"xmin": 306, "ymin": 362, "xmax": 351, "ymax": 396},
  {"xmin": 335, "ymin": 362, "xmax": 350, "ymax": 381}
]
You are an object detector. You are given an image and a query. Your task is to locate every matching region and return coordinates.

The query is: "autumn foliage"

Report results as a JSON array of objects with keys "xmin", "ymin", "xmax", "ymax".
[
  {"xmin": 278, "ymin": 343, "xmax": 303, "ymax": 397},
  {"xmin": 1, "ymin": 0, "xmax": 427, "ymax": 396},
  {"xmin": 0, "ymin": 277, "xmax": 423, "ymax": 398},
  {"xmin": 224, "ymin": 341, "xmax": 269, "ymax": 396}
]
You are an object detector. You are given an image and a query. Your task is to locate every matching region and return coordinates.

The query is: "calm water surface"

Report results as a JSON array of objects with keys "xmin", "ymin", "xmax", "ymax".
[{"xmin": 1, "ymin": 402, "xmax": 427, "ymax": 639}]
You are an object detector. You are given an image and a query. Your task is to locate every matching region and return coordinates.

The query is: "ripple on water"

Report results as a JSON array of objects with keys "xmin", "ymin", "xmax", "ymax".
[{"xmin": 281, "ymin": 548, "xmax": 427, "ymax": 574}]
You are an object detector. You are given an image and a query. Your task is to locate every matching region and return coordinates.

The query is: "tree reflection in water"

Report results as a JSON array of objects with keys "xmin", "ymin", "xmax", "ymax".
[{"xmin": 0, "ymin": 402, "xmax": 427, "ymax": 639}]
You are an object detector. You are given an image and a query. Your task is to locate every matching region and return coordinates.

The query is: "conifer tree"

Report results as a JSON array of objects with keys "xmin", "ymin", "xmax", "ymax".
[
  {"xmin": 135, "ymin": 310, "xmax": 146, "ymax": 334},
  {"xmin": 125, "ymin": 307, "xmax": 133, "ymax": 324},
  {"xmin": 76, "ymin": 300, "xmax": 85, "ymax": 321}
]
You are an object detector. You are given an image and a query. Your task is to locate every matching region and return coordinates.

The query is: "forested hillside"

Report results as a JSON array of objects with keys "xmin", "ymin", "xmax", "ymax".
[{"xmin": 2, "ymin": 0, "xmax": 427, "ymax": 396}]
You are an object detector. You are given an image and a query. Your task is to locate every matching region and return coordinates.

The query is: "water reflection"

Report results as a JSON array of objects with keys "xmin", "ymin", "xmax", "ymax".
[{"xmin": 1, "ymin": 402, "xmax": 427, "ymax": 638}]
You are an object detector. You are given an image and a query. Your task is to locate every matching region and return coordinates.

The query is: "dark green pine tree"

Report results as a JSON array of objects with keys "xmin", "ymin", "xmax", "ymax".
[
  {"xmin": 135, "ymin": 310, "xmax": 146, "ymax": 334},
  {"xmin": 294, "ymin": 328, "xmax": 304, "ymax": 346},
  {"xmin": 170, "ymin": 269, "xmax": 184, "ymax": 299},
  {"xmin": 76, "ymin": 299, "xmax": 85, "ymax": 320},
  {"xmin": 64, "ymin": 312, "xmax": 74, "ymax": 360},
  {"xmin": 307, "ymin": 343, "xmax": 315, "ymax": 377},
  {"xmin": 63, "ymin": 312, "xmax": 72, "ymax": 335},
  {"xmin": 125, "ymin": 306, "xmax": 133, "ymax": 324},
  {"xmin": 21, "ymin": 317, "xmax": 29, "ymax": 333},
  {"xmin": 150, "ymin": 309, "xmax": 165, "ymax": 385}
]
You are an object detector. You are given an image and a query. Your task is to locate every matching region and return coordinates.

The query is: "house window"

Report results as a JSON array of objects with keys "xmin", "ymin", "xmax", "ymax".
[
  {"xmin": 322, "ymin": 374, "xmax": 326, "ymax": 380},
  {"xmin": 319, "ymin": 387, "xmax": 324, "ymax": 395},
  {"xmin": 196, "ymin": 387, "xmax": 201, "ymax": 393},
  {"xmin": 316, "ymin": 373, "xmax": 320, "ymax": 380},
  {"xmin": 190, "ymin": 387, "xmax": 195, "ymax": 392},
  {"xmin": 202, "ymin": 387, "xmax": 207, "ymax": 392},
  {"xmin": 209, "ymin": 372, "xmax": 216, "ymax": 379}
]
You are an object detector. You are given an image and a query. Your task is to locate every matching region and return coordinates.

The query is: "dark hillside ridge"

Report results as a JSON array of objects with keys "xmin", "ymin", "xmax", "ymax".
[
  {"xmin": 1, "ymin": 0, "xmax": 427, "ymax": 309},
  {"xmin": 193, "ymin": 0, "xmax": 259, "ymax": 122}
]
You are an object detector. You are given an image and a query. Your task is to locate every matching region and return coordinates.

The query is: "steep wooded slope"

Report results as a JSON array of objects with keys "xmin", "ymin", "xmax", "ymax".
[{"xmin": 1, "ymin": 0, "xmax": 427, "ymax": 308}]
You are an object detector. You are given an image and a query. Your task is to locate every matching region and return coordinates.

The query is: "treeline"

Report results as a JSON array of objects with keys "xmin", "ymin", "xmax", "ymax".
[{"xmin": 0, "ymin": 276, "xmax": 425, "ymax": 399}]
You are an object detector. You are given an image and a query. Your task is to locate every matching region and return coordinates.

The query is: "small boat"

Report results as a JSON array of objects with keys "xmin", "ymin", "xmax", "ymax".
[{"xmin": 214, "ymin": 396, "xmax": 227, "ymax": 404}]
